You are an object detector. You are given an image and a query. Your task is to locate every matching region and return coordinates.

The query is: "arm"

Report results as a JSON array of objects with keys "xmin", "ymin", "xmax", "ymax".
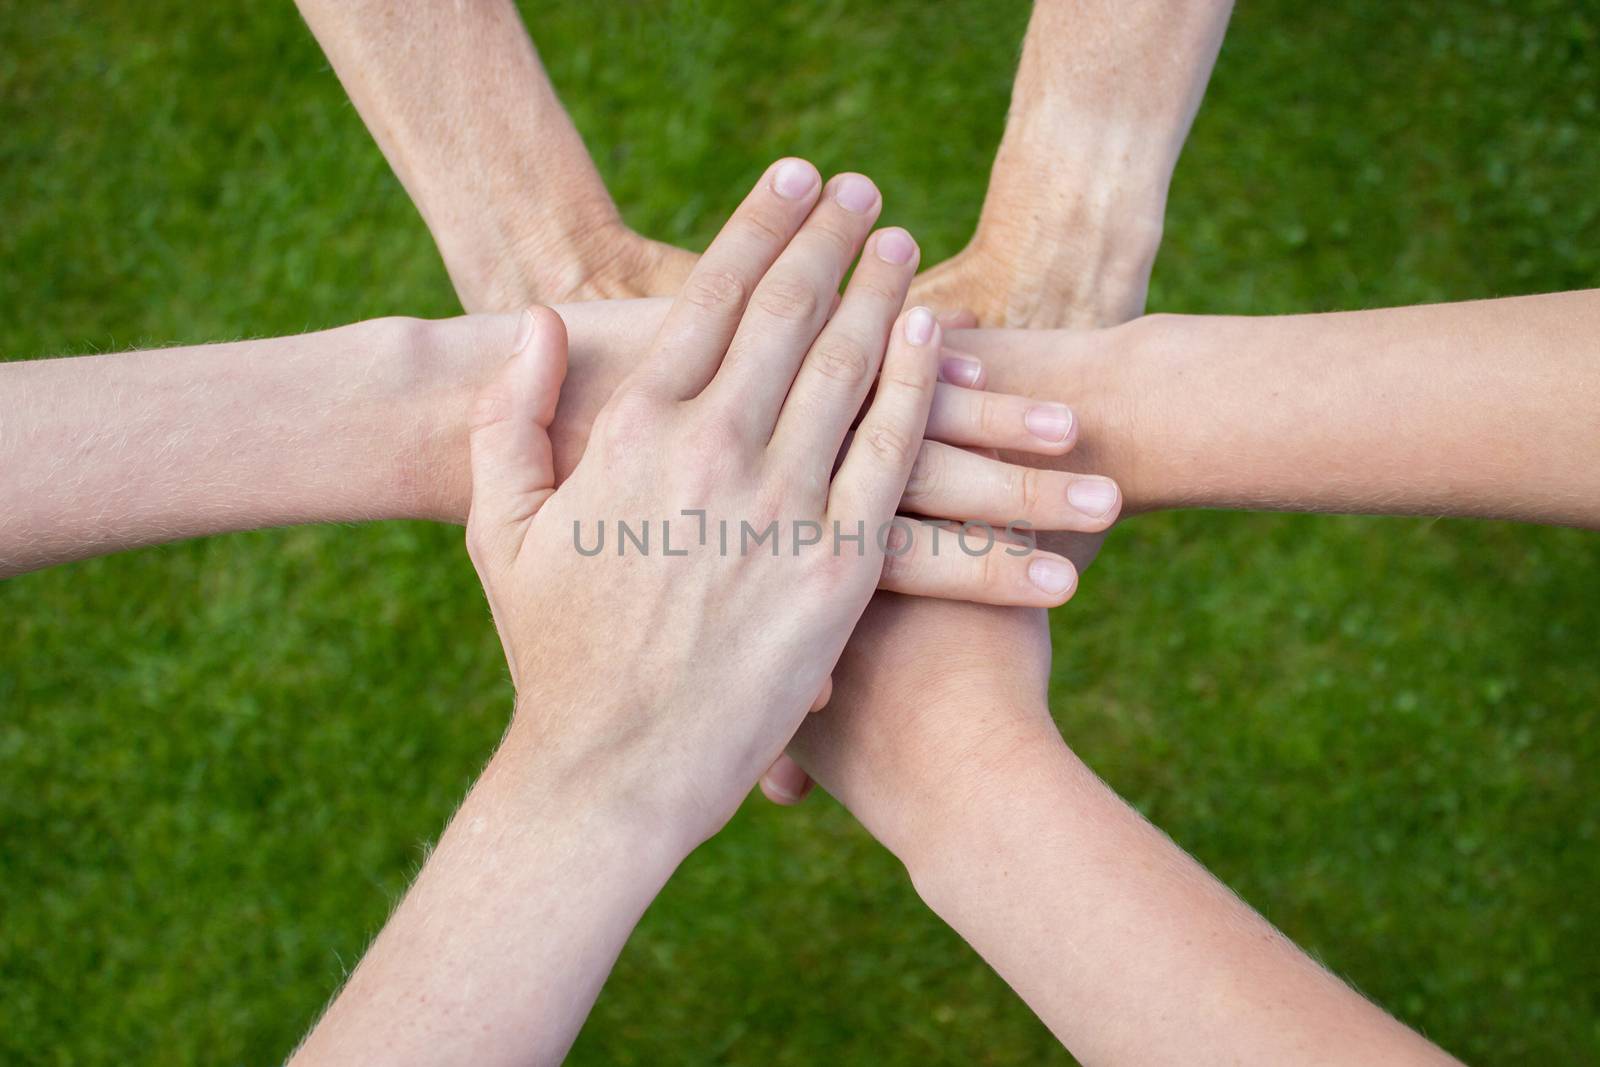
[
  {"xmin": 955, "ymin": 288, "xmax": 1600, "ymax": 528},
  {"xmin": 293, "ymin": 0, "xmax": 693, "ymax": 311},
  {"xmin": 909, "ymin": 0, "xmax": 1234, "ymax": 328},
  {"xmin": 8, "ymin": 228, "xmax": 1140, "ymax": 590},
  {"xmin": 0, "ymin": 316, "xmax": 488, "ymax": 577},
  {"xmin": 0, "ymin": 297, "xmax": 1110, "ymax": 582},
  {"xmin": 784, "ymin": 599, "xmax": 1460, "ymax": 1066},
  {"xmin": 289, "ymin": 724, "xmax": 683, "ymax": 1065},
  {"xmin": 294, "ymin": 161, "xmax": 1027, "ymax": 1064},
  {"xmin": 298, "ymin": 0, "xmax": 1229, "ymax": 328}
]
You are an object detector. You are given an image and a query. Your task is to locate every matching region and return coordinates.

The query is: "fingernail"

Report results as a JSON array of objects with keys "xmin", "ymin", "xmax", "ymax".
[
  {"xmin": 875, "ymin": 227, "xmax": 916, "ymax": 265},
  {"xmin": 939, "ymin": 354, "xmax": 983, "ymax": 387},
  {"xmin": 762, "ymin": 775, "xmax": 800, "ymax": 804},
  {"xmin": 1067, "ymin": 478, "xmax": 1120, "ymax": 517},
  {"xmin": 512, "ymin": 309, "xmax": 536, "ymax": 354},
  {"xmin": 1024, "ymin": 403, "xmax": 1074, "ymax": 443},
  {"xmin": 1028, "ymin": 557, "xmax": 1077, "ymax": 597},
  {"xmin": 772, "ymin": 159, "xmax": 818, "ymax": 200},
  {"xmin": 833, "ymin": 173, "xmax": 879, "ymax": 213},
  {"xmin": 905, "ymin": 306, "xmax": 936, "ymax": 346}
]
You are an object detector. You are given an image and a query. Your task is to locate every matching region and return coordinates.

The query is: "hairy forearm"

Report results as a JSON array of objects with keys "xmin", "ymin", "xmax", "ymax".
[
  {"xmin": 958, "ymin": 289, "xmax": 1600, "ymax": 526},
  {"xmin": 1014, "ymin": 1, "xmax": 1233, "ymax": 171},
  {"xmin": 0, "ymin": 316, "xmax": 508, "ymax": 577},
  {"xmin": 292, "ymin": 719, "xmax": 683, "ymax": 1065},
  {"xmin": 295, "ymin": 0, "xmax": 618, "ymax": 311},
  {"xmin": 890, "ymin": 714, "xmax": 1458, "ymax": 1065},
  {"xmin": 971, "ymin": 0, "xmax": 1233, "ymax": 325}
]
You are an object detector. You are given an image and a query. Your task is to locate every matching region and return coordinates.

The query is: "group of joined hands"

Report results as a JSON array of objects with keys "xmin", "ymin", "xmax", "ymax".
[
  {"xmin": 16, "ymin": 1, "xmax": 1600, "ymax": 1062},
  {"xmin": 287, "ymin": 159, "xmax": 1463, "ymax": 1066},
  {"xmin": 296, "ymin": 159, "xmax": 1144, "ymax": 1060}
]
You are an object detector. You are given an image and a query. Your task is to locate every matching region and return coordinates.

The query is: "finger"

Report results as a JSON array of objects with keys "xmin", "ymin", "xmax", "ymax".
[
  {"xmin": 876, "ymin": 518, "xmax": 1080, "ymax": 607},
  {"xmin": 701, "ymin": 173, "xmax": 884, "ymax": 439},
  {"xmin": 827, "ymin": 307, "xmax": 940, "ymax": 526},
  {"xmin": 465, "ymin": 308, "xmax": 569, "ymax": 567},
  {"xmin": 759, "ymin": 752, "xmax": 814, "ymax": 806},
  {"xmin": 901, "ymin": 440, "xmax": 1121, "ymax": 532},
  {"xmin": 767, "ymin": 225, "xmax": 919, "ymax": 470},
  {"xmin": 810, "ymin": 674, "xmax": 833, "ymax": 712},
  {"xmin": 638, "ymin": 158, "xmax": 822, "ymax": 400},
  {"xmin": 926, "ymin": 384, "xmax": 1078, "ymax": 456},
  {"xmin": 938, "ymin": 308, "xmax": 979, "ymax": 330},
  {"xmin": 937, "ymin": 348, "xmax": 987, "ymax": 389}
]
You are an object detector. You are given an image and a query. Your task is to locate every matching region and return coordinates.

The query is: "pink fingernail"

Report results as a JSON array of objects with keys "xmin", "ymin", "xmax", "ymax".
[
  {"xmin": 1028, "ymin": 557, "xmax": 1077, "ymax": 597},
  {"xmin": 1067, "ymin": 478, "xmax": 1120, "ymax": 518},
  {"xmin": 833, "ymin": 174, "xmax": 880, "ymax": 213},
  {"xmin": 940, "ymin": 355, "xmax": 983, "ymax": 387},
  {"xmin": 1024, "ymin": 403, "xmax": 1073, "ymax": 443},
  {"xmin": 772, "ymin": 159, "xmax": 818, "ymax": 200},
  {"xmin": 875, "ymin": 227, "xmax": 916, "ymax": 265},
  {"xmin": 905, "ymin": 306, "xmax": 935, "ymax": 346},
  {"xmin": 512, "ymin": 309, "xmax": 536, "ymax": 354}
]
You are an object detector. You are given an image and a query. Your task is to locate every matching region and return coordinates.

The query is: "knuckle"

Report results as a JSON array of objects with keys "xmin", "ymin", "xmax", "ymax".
[
  {"xmin": 977, "ymin": 394, "xmax": 1007, "ymax": 441},
  {"xmin": 863, "ymin": 421, "xmax": 916, "ymax": 468},
  {"xmin": 739, "ymin": 209, "xmax": 791, "ymax": 246},
  {"xmin": 683, "ymin": 268, "xmax": 748, "ymax": 313},
  {"xmin": 901, "ymin": 441, "xmax": 940, "ymax": 503},
  {"xmin": 979, "ymin": 540, "xmax": 1005, "ymax": 592},
  {"xmin": 805, "ymin": 218, "xmax": 856, "ymax": 258},
  {"xmin": 1016, "ymin": 467, "xmax": 1044, "ymax": 514},
  {"xmin": 683, "ymin": 407, "xmax": 745, "ymax": 463},
  {"xmin": 753, "ymin": 275, "xmax": 821, "ymax": 323},
  {"xmin": 809, "ymin": 335, "xmax": 871, "ymax": 385},
  {"xmin": 594, "ymin": 388, "xmax": 663, "ymax": 451},
  {"xmin": 881, "ymin": 346, "xmax": 935, "ymax": 394},
  {"xmin": 850, "ymin": 272, "xmax": 903, "ymax": 305}
]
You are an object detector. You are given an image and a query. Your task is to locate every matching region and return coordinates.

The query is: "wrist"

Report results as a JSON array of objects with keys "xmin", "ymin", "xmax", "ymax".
[
  {"xmin": 893, "ymin": 704, "xmax": 1080, "ymax": 900},
  {"xmin": 963, "ymin": 324, "xmax": 1160, "ymax": 514},
  {"xmin": 1097, "ymin": 312, "xmax": 1218, "ymax": 514},
  {"xmin": 477, "ymin": 194, "xmax": 633, "ymax": 310},
  {"xmin": 493, "ymin": 704, "xmax": 701, "ymax": 876},
  {"xmin": 399, "ymin": 313, "xmax": 523, "ymax": 523}
]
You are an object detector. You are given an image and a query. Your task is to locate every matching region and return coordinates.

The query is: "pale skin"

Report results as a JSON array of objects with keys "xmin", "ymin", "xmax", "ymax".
[
  {"xmin": 0, "ymin": 179, "xmax": 1113, "ymax": 585},
  {"xmin": 783, "ymin": 595, "xmax": 1464, "ymax": 1066},
  {"xmin": 292, "ymin": 161, "xmax": 1011, "ymax": 1067},
  {"xmin": 15, "ymin": 2, "xmax": 1587, "ymax": 1062},
  {"xmin": 271, "ymin": 197, "xmax": 1522, "ymax": 1061},
  {"xmin": 292, "ymin": 0, "xmax": 1233, "ymax": 326},
  {"xmin": 946, "ymin": 288, "xmax": 1600, "ymax": 529},
  {"xmin": 9, "ymin": 201, "xmax": 1582, "ymax": 1067},
  {"xmin": 13, "ymin": 286, "xmax": 1592, "ymax": 582}
]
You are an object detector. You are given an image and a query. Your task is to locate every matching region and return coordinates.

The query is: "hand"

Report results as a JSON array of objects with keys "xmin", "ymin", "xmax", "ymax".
[
  {"xmin": 463, "ymin": 160, "xmax": 1084, "ymax": 845},
  {"xmin": 773, "ymin": 594, "xmax": 1056, "ymax": 816},
  {"xmin": 484, "ymin": 216, "xmax": 699, "ymax": 309},
  {"xmin": 419, "ymin": 301, "xmax": 1124, "ymax": 597}
]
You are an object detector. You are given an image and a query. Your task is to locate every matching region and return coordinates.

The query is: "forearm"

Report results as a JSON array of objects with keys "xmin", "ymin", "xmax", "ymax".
[
  {"xmin": 292, "ymin": 721, "xmax": 684, "ymax": 1065},
  {"xmin": 974, "ymin": 0, "xmax": 1233, "ymax": 325},
  {"xmin": 0, "ymin": 315, "xmax": 516, "ymax": 577},
  {"xmin": 295, "ymin": 0, "xmax": 617, "ymax": 311},
  {"xmin": 958, "ymin": 289, "xmax": 1600, "ymax": 526},
  {"xmin": 891, "ymin": 717, "xmax": 1458, "ymax": 1065}
]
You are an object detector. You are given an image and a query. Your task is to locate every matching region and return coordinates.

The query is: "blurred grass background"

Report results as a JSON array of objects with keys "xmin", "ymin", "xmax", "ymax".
[{"xmin": 2, "ymin": 0, "xmax": 1598, "ymax": 1062}]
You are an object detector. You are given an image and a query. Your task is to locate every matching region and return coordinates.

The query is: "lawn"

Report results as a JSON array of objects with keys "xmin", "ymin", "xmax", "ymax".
[{"xmin": 3, "ymin": 1, "xmax": 1598, "ymax": 1063}]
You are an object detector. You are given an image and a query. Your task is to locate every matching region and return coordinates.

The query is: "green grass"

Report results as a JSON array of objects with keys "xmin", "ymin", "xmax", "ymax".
[{"xmin": 2, "ymin": 0, "xmax": 1598, "ymax": 1062}]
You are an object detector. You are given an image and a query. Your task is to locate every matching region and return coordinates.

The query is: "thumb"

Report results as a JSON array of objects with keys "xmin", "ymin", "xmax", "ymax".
[{"xmin": 465, "ymin": 306, "xmax": 568, "ymax": 568}]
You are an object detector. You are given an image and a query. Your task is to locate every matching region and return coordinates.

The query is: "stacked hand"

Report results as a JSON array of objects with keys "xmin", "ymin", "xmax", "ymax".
[
  {"xmin": 294, "ymin": 158, "xmax": 1123, "ymax": 1064},
  {"xmin": 464, "ymin": 160, "xmax": 1108, "ymax": 841}
]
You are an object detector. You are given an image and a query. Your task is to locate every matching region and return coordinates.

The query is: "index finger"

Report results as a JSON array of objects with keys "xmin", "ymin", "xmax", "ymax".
[{"xmin": 633, "ymin": 158, "xmax": 821, "ymax": 400}]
